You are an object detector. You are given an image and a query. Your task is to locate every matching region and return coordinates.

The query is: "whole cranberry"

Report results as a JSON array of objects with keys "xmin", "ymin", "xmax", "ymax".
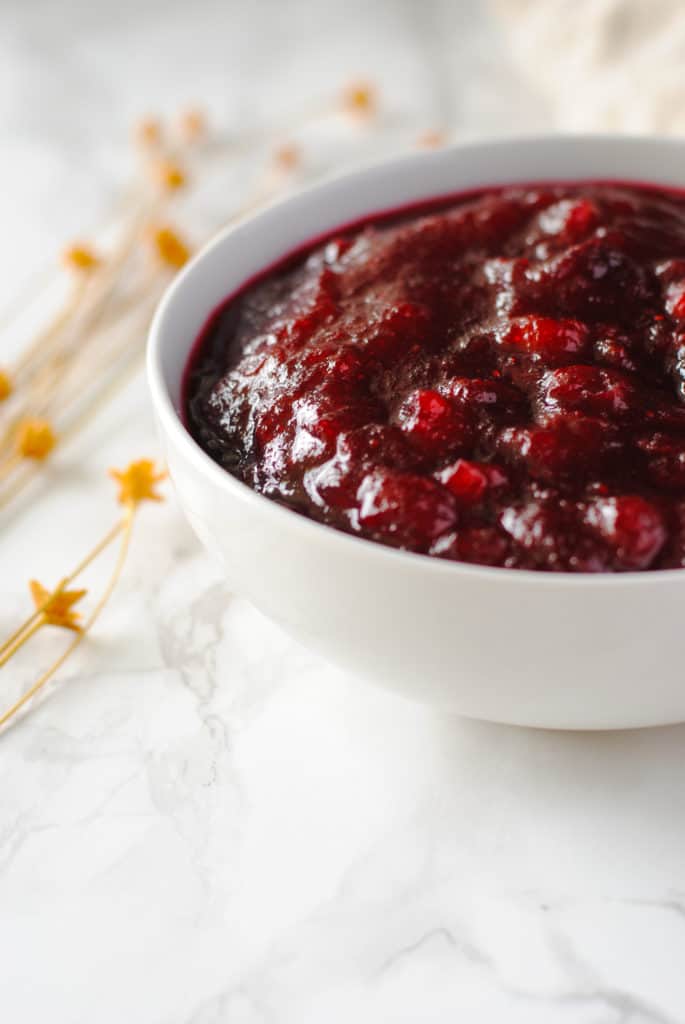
[
  {"xmin": 538, "ymin": 365, "xmax": 640, "ymax": 423},
  {"xmin": 338, "ymin": 424, "xmax": 417, "ymax": 469},
  {"xmin": 635, "ymin": 433, "xmax": 685, "ymax": 492},
  {"xmin": 303, "ymin": 454, "xmax": 359, "ymax": 510},
  {"xmin": 583, "ymin": 496, "xmax": 667, "ymax": 570},
  {"xmin": 300, "ymin": 345, "xmax": 366, "ymax": 387},
  {"xmin": 501, "ymin": 315, "xmax": 591, "ymax": 360},
  {"xmin": 291, "ymin": 392, "xmax": 379, "ymax": 458},
  {"xmin": 538, "ymin": 197, "xmax": 600, "ymax": 243},
  {"xmin": 499, "ymin": 497, "xmax": 568, "ymax": 569},
  {"xmin": 362, "ymin": 302, "xmax": 433, "ymax": 364},
  {"xmin": 357, "ymin": 469, "xmax": 457, "ymax": 549},
  {"xmin": 432, "ymin": 526, "xmax": 511, "ymax": 567},
  {"xmin": 306, "ymin": 424, "xmax": 412, "ymax": 506},
  {"xmin": 498, "ymin": 417, "xmax": 616, "ymax": 482},
  {"xmin": 442, "ymin": 377, "xmax": 526, "ymax": 420},
  {"xmin": 397, "ymin": 388, "xmax": 472, "ymax": 459}
]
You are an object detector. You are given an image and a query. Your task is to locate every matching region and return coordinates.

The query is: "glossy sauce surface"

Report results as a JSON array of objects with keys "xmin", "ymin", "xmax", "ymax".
[{"xmin": 185, "ymin": 183, "xmax": 685, "ymax": 571}]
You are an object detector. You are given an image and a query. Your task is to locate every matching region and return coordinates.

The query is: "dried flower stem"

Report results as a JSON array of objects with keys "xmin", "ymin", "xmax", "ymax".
[
  {"xmin": 0, "ymin": 506, "xmax": 134, "ymax": 730},
  {"xmin": 11, "ymin": 278, "xmax": 89, "ymax": 379},
  {"xmin": 0, "ymin": 619, "xmax": 43, "ymax": 669},
  {"xmin": 0, "ymin": 452, "xmax": 22, "ymax": 484},
  {"xmin": 4, "ymin": 199, "xmax": 151, "ymax": 391},
  {"xmin": 0, "ymin": 518, "xmax": 125, "ymax": 664},
  {"xmin": 0, "ymin": 392, "xmax": 135, "ymax": 511},
  {"xmin": 0, "ymin": 337, "xmax": 149, "ymax": 511}
]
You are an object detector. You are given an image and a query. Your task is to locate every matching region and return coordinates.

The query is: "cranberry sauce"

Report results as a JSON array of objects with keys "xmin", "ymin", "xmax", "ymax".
[{"xmin": 185, "ymin": 182, "xmax": 685, "ymax": 571}]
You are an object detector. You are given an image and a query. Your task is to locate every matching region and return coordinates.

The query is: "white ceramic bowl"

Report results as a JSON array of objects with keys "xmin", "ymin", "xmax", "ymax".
[{"xmin": 148, "ymin": 135, "xmax": 685, "ymax": 730}]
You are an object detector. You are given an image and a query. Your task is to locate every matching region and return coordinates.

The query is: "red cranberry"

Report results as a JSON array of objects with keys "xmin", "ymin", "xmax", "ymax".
[
  {"xmin": 635, "ymin": 433, "xmax": 685, "ymax": 492},
  {"xmin": 593, "ymin": 333, "xmax": 640, "ymax": 374},
  {"xmin": 324, "ymin": 237, "xmax": 354, "ymax": 265},
  {"xmin": 665, "ymin": 282, "xmax": 685, "ymax": 320},
  {"xmin": 357, "ymin": 469, "xmax": 457, "ymax": 549},
  {"xmin": 339, "ymin": 423, "xmax": 417, "ymax": 468},
  {"xmin": 499, "ymin": 498, "xmax": 568, "ymax": 568},
  {"xmin": 397, "ymin": 389, "xmax": 471, "ymax": 458},
  {"xmin": 437, "ymin": 459, "xmax": 509, "ymax": 504},
  {"xmin": 291, "ymin": 392, "xmax": 379, "ymax": 455},
  {"xmin": 538, "ymin": 197, "xmax": 599, "ymax": 242},
  {"xmin": 583, "ymin": 496, "xmax": 666, "ymax": 570},
  {"xmin": 501, "ymin": 316, "xmax": 590, "ymax": 360},
  {"xmin": 538, "ymin": 365, "xmax": 640, "ymax": 422},
  {"xmin": 535, "ymin": 238, "xmax": 655, "ymax": 320},
  {"xmin": 441, "ymin": 377, "xmax": 526, "ymax": 420},
  {"xmin": 362, "ymin": 302, "xmax": 433, "ymax": 364},
  {"xmin": 432, "ymin": 526, "xmax": 511, "ymax": 566},
  {"xmin": 300, "ymin": 345, "xmax": 366, "ymax": 386},
  {"xmin": 498, "ymin": 417, "xmax": 615, "ymax": 482},
  {"xmin": 304, "ymin": 425, "xmax": 418, "ymax": 509}
]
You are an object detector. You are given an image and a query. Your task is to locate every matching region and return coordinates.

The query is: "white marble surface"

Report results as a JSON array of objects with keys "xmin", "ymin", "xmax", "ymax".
[{"xmin": 3, "ymin": 2, "xmax": 685, "ymax": 1021}]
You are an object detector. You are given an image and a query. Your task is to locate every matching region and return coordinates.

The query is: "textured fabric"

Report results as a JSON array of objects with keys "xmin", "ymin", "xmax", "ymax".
[{"xmin": 493, "ymin": 0, "xmax": 685, "ymax": 132}]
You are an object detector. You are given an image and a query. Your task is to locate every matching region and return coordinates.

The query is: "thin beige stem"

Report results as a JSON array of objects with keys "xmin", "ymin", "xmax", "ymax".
[
  {"xmin": 64, "ymin": 519, "xmax": 125, "ymax": 583},
  {"xmin": 0, "ymin": 338, "xmax": 148, "ymax": 511},
  {"xmin": 0, "ymin": 268, "xmax": 54, "ymax": 330},
  {"xmin": 10, "ymin": 278, "xmax": 88, "ymax": 378},
  {"xmin": 0, "ymin": 506, "xmax": 135, "ymax": 731},
  {"xmin": 0, "ymin": 519, "xmax": 124, "ymax": 663},
  {"xmin": 60, "ymin": 349, "xmax": 146, "ymax": 445},
  {"xmin": 0, "ymin": 619, "xmax": 43, "ymax": 669},
  {"xmin": 0, "ymin": 463, "xmax": 36, "ymax": 511},
  {"xmin": 0, "ymin": 451, "xmax": 22, "ymax": 483}
]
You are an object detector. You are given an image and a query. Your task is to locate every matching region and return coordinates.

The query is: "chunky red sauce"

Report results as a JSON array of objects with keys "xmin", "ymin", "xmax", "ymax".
[{"xmin": 185, "ymin": 182, "xmax": 685, "ymax": 571}]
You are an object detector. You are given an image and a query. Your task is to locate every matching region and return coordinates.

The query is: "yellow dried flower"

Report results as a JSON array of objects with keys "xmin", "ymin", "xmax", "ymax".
[
  {"xmin": 341, "ymin": 81, "xmax": 376, "ymax": 116},
  {"xmin": 273, "ymin": 143, "xmax": 301, "ymax": 171},
  {"xmin": 135, "ymin": 117, "xmax": 162, "ymax": 148},
  {"xmin": 150, "ymin": 159, "xmax": 187, "ymax": 191},
  {"xmin": 0, "ymin": 370, "xmax": 12, "ymax": 401},
  {"xmin": 109, "ymin": 458, "xmax": 166, "ymax": 506},
  {"xmin": 17, "ymin": 419, "xmax": 56, "ymax": 460},
  {"xmin": 178, "ymin": 108, "xmax": 207, "ymax": 142},
  {"xmin": 417, "ymin": 129, "xmax": 447, "ymax": 149},
  {"xmin": 149, "ymin": 225, "xmax": 191, "ymax": 269},
  {"xmin": 30, "ymin": 580, "xmax": 87, "ymax": 633},
  {"xmin": 62, "ymin": 243, "xmax": 100, "ymax": 273}
]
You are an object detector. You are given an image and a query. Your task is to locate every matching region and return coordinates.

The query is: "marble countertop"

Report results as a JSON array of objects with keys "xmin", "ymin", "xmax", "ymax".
[{"xmin": 2, "ymin": 2, "xmax": 685, "ymax": 1021}]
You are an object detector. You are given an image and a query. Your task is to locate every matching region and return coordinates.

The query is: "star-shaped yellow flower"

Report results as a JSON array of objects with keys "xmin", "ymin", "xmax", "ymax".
[
  {"xmin": 149, "ymin": 225, "xmax": 191, "ymax": 269},
  {"xmin": 62, "ymin": 243, "xmax": 100, "ymax": 273},
  {"xmin": 30, "ymin": 580, "xmax": 87, "ymax": 632},
  {"xmin": 150, "ymin": 159, "xmax": 187, "ymax": 191},
  {"xmin": 341, "ymin": 80, "xmax": 376, "ymax": 116},
  {"xmin": 109, "ymin": 459, "xmax": 166, "ymax": 506},
  {"xmin": 17, "ymin": 419, "xmax": 57, "ymax": 460}
]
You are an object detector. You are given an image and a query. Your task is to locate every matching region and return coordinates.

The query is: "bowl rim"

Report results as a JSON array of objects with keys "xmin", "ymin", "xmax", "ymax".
[{"xmin": 147, "ymin": 131, "xmax": 685, "ymax": 588}]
